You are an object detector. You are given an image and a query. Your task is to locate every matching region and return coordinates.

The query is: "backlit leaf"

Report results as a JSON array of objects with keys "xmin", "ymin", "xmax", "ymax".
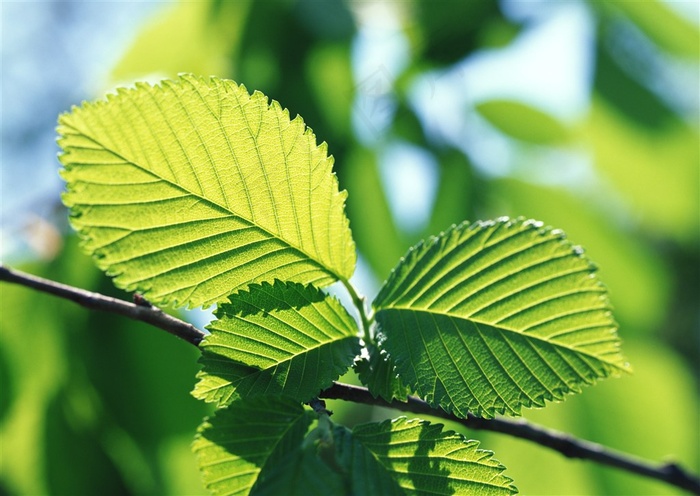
[
  {"xmin": 193, "ymin": 281, "xmax": 360, "ymax": 407},
  {"xmin": 58, "ymin": 74, "xmax": 355, "ymax": 308},
  {"xmin": 334, "ymin": 417, "xmax": 517, "ymax": 495},
  {"xmin": 374, "ymin": 217, "xmax": 629, "ymax": 418}
]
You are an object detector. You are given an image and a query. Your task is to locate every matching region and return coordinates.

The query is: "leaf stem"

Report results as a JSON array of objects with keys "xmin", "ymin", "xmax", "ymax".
[
  {"xmin": 2, "ymin": 264, "xmax": 699, "ymax": 495},
  {"xmin": 340, "ymin": 278, "xmax": 373, "ymax": 343}
]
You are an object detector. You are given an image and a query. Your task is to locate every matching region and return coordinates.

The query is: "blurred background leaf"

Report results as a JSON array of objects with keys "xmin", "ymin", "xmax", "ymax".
[
  {"xmin": 476, "ymin": 100, "xmax": 571, "ymax": 145},
  {"xmin": 1, "ymin": 0, "xmax": 697, "ymax": 494}
]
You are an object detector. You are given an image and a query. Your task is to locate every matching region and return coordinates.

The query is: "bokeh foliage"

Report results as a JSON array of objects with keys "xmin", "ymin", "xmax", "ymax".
[{"xmin": 2, "ymin": 1, "xmax": 697, "ymax": 494}]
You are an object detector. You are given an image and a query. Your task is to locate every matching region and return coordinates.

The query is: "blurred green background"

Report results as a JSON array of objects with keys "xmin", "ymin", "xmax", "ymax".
[{"xmin": 1, "ymin": 1, "xmax": 698, "ymax": 494}]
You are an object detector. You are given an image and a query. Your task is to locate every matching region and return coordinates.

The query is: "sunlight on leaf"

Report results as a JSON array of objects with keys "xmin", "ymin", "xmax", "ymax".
[
  {"xmin": 193, "ymin": 281, "xmax": 360, "ymax": 407},
  {"xmin": 58, "ymin": 75, "xmax": 355, "ymax": 308},
  {"xmin": 374, "ymin": 217, "xmax": 629, "ymax": 418},
  {"xmin": 487, "ymin": 177, "xmax": 671, "ymax": 336},
  {"xmin": 334, "ymin": 417, "xmax": 517, "ymax": 495}
]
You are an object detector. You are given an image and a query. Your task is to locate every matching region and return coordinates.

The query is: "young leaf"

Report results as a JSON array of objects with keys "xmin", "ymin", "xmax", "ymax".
[
  {"xmin": 194, "ymin": 281, "xmax": 361, "ymax": 407},
  {"xmin": 334, "ymin": 417, "xmax": 517, "ymax": 495},
  {"xmin": 354, "ymin": 343, "xmax": 412, "ymax": 403},
  {"xmin": 374, "ymin": 217, "xmax": 629, "ymax": 418},
  {"xmin": 58, "ymin": 74, "xmax": 355, "ymax": 308},
  {"xmin": 192, "ymin": 396, "xmax": 312, "ymax": 496}
]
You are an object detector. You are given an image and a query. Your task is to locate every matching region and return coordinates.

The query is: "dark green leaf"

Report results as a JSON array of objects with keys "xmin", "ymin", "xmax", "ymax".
[{"xmin": 192, "ymin": 396, "xmax": 312, "ymax": 496}]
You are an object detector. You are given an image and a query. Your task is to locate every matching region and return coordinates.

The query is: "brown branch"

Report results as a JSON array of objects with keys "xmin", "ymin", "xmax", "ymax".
[
  {"xmin": 0, "ymin": 264, "xmax": 206, "ymax": 346},
  {"xmin": 320, "ymin": 383, "xmax": 700, "ymax": 494},
  {"xmin": 2, "ymin": 264, "xmax": 698, "ymax": 494}
]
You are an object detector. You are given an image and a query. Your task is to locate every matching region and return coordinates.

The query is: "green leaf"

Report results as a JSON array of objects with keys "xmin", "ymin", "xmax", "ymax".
[
  {"xmin": 250, "ymin": 446, "xmax": 346, "ymax": 496},
  {"xmin": 192, "ymin": 396, "xmax": 312, "ymax": 496},
  {"xmin": 425, "ymin": 148, "xmax": 477, "ymax": 241},
  {"xmin": 354, "ymin": 343, "xmax": 411, "ymax": 403},
  {"xmin": 344, "ymin": 146, "xmax": 407, "ymax": 278},
  {"xmin": 110, "ymin": 1, "xmax": 251, "ymax": 80},
  {"xmin": 475, "ymin": 100, "xmax": 570, "ymax": 145},
  {"xmin": 585, "ymin": 97, "xmax": 699, "ymax": 244},
  {"xmin": 334, "ymin": 417, "xmax": 517, "ymax": 495},
  {"xmin": 593, "ymin": 0, "xmax": 700, "ymax": 58},
  {"xmin": 58, "ymin": 74, "xmax": 356, "ymax": 308},
  {"xmin": 374, "ymin": 217, "xmax": 629, "ymax": 418},
  {"xmin": 414, "ymin": 0, "xmax": 508, "ymax": 65},
  {"xmin": 305, "ymin": 43, "xmax": 354, "ymax": 140},
  {"xmin": 194, "ymin": 281, "xmax": 360, "ymax": 407},
  {"xmin": 487, "ymin": 177, "xmax": 671, "ymax": 337}
]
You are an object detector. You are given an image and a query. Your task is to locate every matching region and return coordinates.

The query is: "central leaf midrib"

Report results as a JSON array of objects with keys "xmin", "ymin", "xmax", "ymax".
[
  {"xmin": 67, "ymin": 126, "xmax": 341, "ymax": 282},
  {"xmin": 377, "ymin": 306, "xmax": 623, "ymax": 369}
]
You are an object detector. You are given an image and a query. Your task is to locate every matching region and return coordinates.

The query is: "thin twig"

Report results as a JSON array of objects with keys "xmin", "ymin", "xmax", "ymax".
[
  {"xmin": 2, "ymin": 265, "xmax": 698, "ymax": 494},
  {"xmin": 0, "ymin": 264, "xmax": 206, "ymax": 346},
  {"xmin": 320, "ymin": 383, "xmax": 700, "ymax": 495}
]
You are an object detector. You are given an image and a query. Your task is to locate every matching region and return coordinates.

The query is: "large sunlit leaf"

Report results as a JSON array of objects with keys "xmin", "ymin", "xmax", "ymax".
[
  {"xmin": 58, "ymin": 74, "xmax": 355, "ymax": 308},
  {"xmin": 334, "ymin": 417, "xmax": 517, "ymax": 495},
  {"xmin": 193, "ymin": 281, "xmax": 360, "ymax": 407},
  {"xmin": 192, "ymin": 396, "xmax": 312, "ymax": 496},
  {"xmin": 374, "ymin": 217, "xmax": 629, "ymax": 418},
  {"xmin": 487, "ymin": 177, "xmax": 671, "ymax": 337}
]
